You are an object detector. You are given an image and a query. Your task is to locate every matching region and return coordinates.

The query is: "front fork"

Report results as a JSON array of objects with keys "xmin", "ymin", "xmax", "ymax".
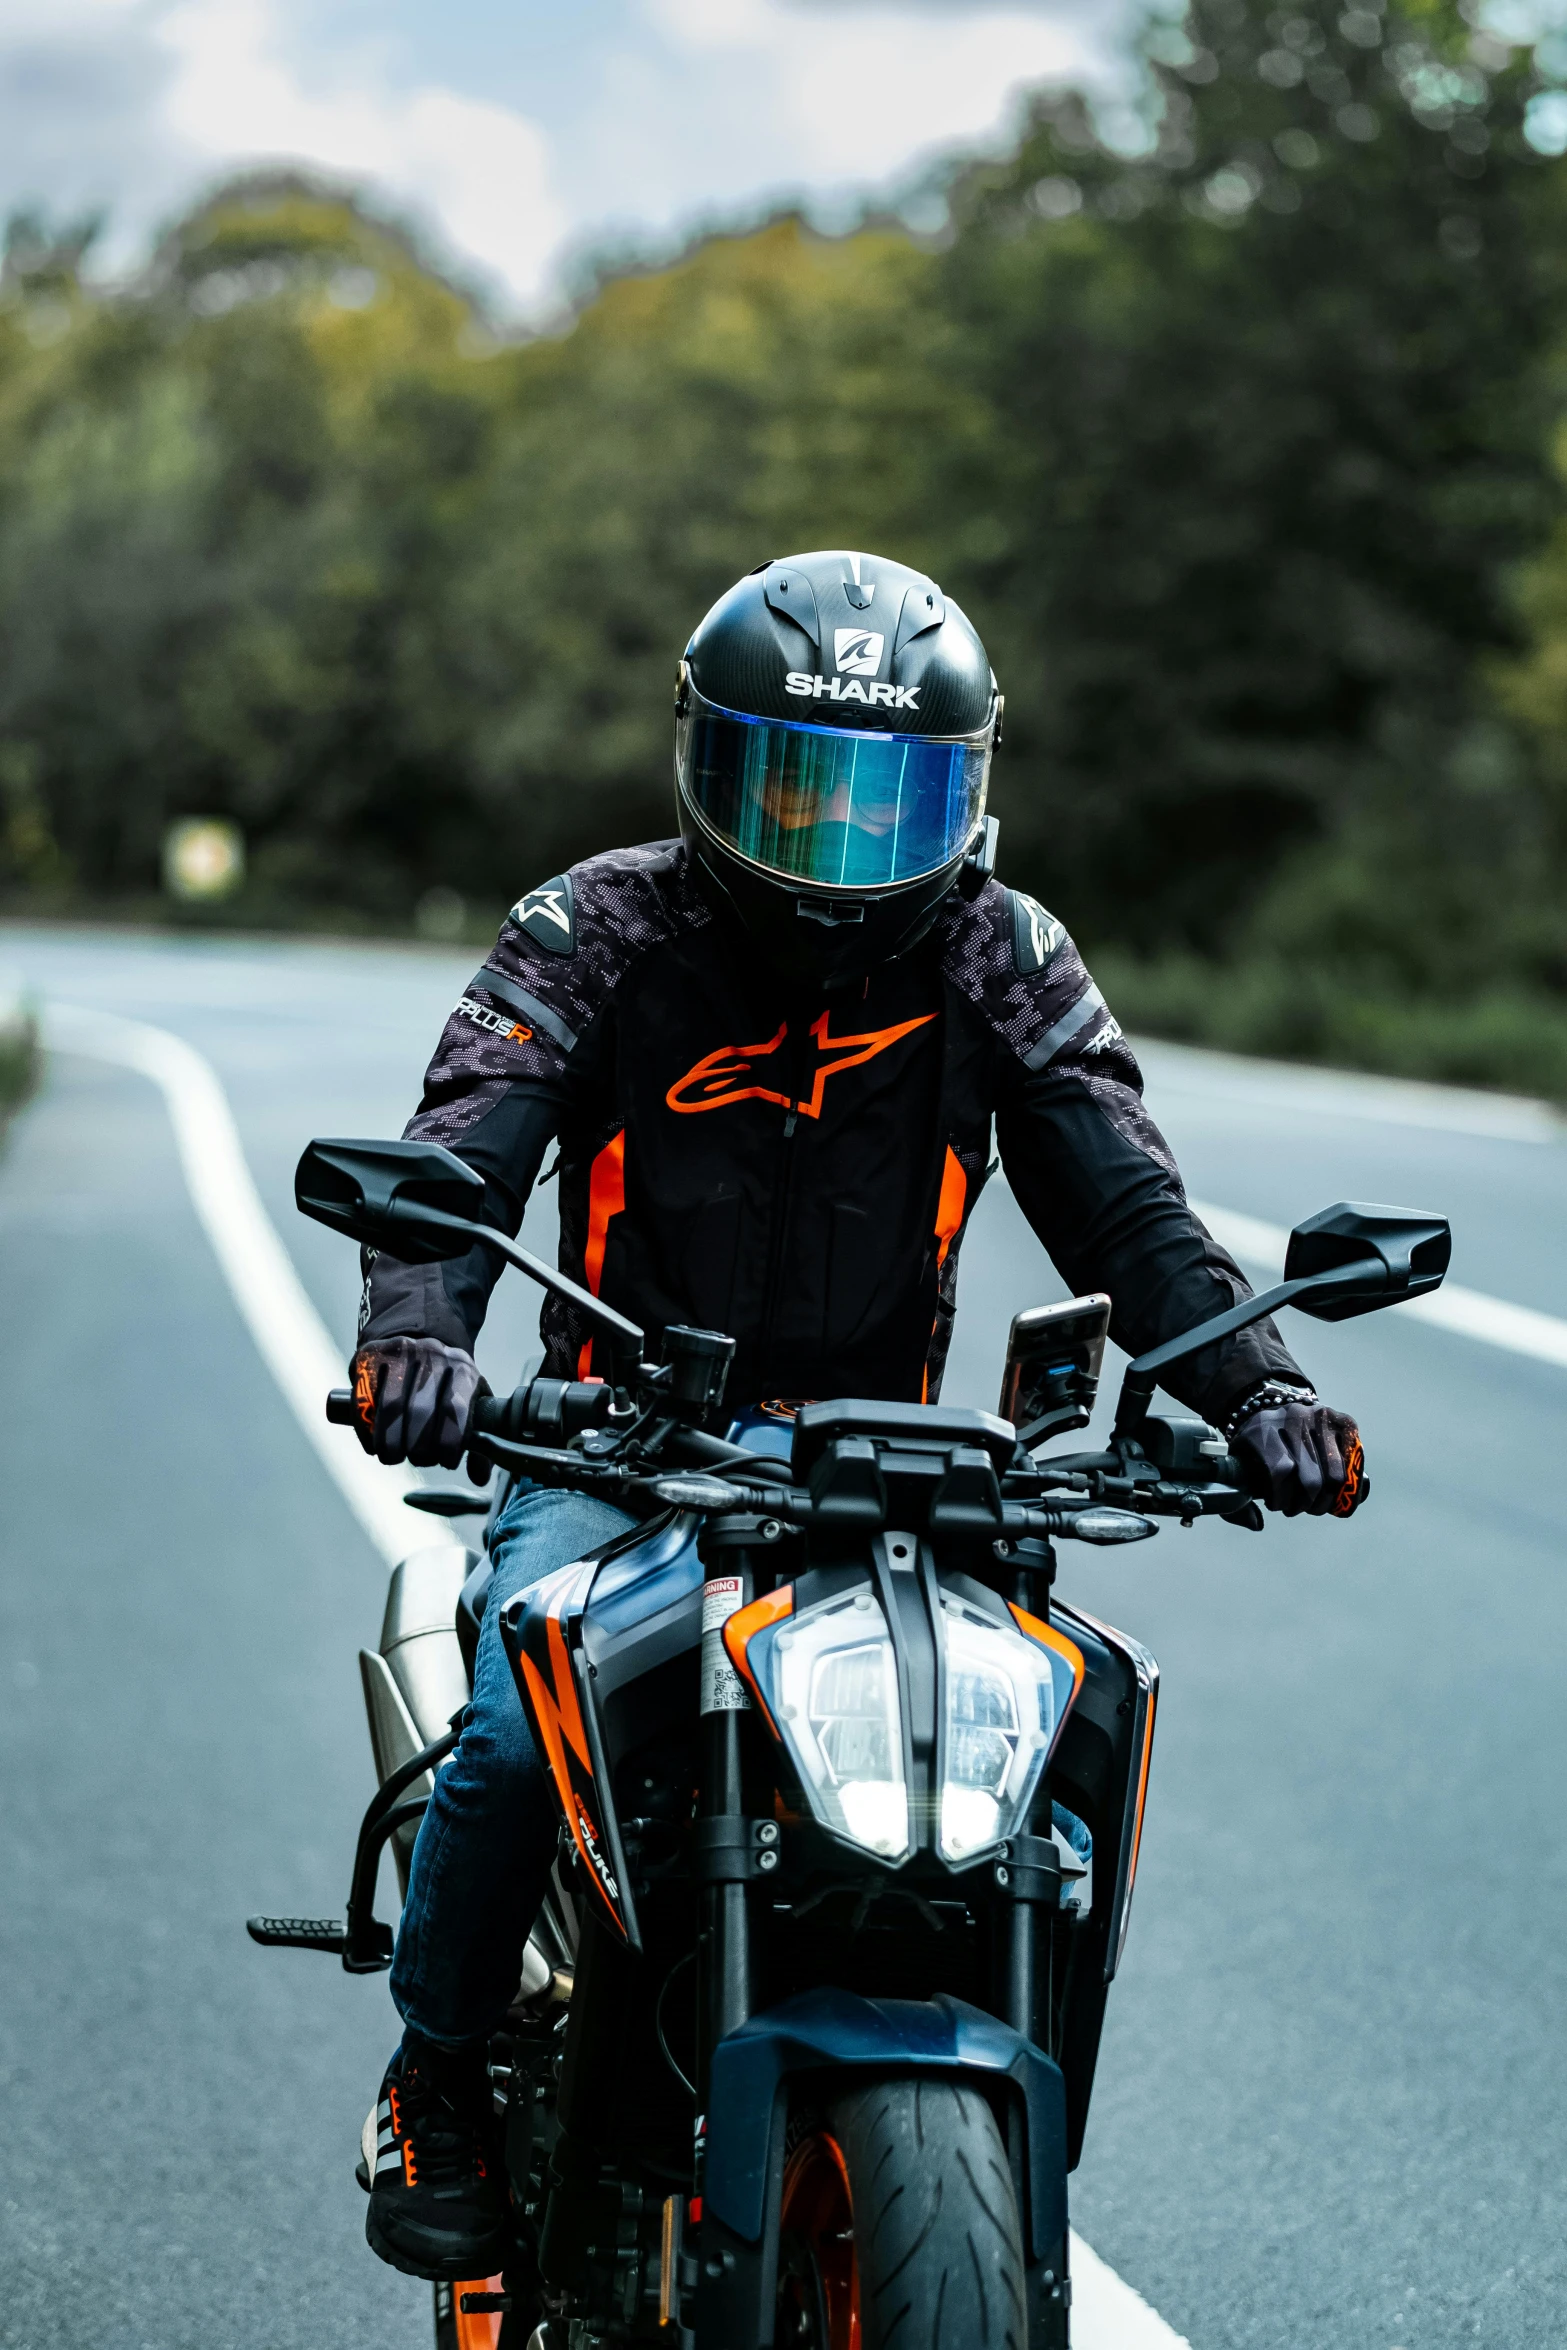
[
  {"xmin": 999, "ymin": 1537, "xmax": 1071, "ymax": 2348},
  {"xmin": 694, "ymin": 1517, "xmax": 764, "ymax": 2157},
  {"xmin": 539, "ymin": 1521, "xmax": 765, "ymax": 2338},
  {"xmin": 546, "ymin": 1519, "xmax": 1071, "ymax": 2347}
]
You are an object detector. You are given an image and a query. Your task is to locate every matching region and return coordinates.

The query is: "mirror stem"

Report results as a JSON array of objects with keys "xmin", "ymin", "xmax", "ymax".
[
  {"xmin": 1112, "ymin": 1255, "xmax": 1385, "ymax": 1435},
  {"xmin": 385, "ymin": 1199, "xmax": 646, "ymax": 1355}
]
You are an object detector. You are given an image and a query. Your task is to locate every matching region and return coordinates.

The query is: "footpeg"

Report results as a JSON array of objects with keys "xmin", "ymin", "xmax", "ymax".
[
  {"xmin": 247, "ymin": 1915, "xmax": 349, "ymax": 1953},
  {"xmin": 246, "ymin": 1911, "xmax": 394, "ymax": 1969},
  {"xmin": 248, "ymin": 1720, "xmax": 457, "ymax": 1975}
]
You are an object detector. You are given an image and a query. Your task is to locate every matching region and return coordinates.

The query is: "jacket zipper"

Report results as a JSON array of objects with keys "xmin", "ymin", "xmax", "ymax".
[{"xmin": 758, "ymin": 1027, "xmax": 807, "ymax": 1353}]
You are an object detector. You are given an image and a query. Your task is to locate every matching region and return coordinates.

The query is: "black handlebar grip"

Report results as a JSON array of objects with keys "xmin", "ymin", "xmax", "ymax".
[{"xmin": 326, "ymin": 1388, "xmax": 356, "ymax": 1426}]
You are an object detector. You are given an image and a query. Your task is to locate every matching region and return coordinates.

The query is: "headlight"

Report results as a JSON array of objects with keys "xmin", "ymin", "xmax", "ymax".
[
  {"xmin": 725, "ymin": 1578, "xmax": 1083, "ymax": 1871},
  {"xmin": 938, "ymin": 1594, "xmax": 1074, "ymax": 1867},
  {"xmin": 770, "ymin": 1590, "xmax": 909, "ymax": 1862}
]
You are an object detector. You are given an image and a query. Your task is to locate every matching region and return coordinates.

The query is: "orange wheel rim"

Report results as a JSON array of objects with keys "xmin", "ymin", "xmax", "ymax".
[{"xmin": 778, "ymin": 2132, "xmax": 860, "ymax": 2350}]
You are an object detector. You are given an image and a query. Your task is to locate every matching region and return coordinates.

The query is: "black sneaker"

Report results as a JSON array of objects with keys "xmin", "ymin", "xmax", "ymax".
[{"xmin": 364, "ymin": 2040, "xmax": 509, "ymax": 2282}]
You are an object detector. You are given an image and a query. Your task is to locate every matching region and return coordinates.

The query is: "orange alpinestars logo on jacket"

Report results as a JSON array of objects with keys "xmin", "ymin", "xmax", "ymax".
[{"xmin": 665, "ymin": 1009, "xmax": 936, "ymax": 1120}]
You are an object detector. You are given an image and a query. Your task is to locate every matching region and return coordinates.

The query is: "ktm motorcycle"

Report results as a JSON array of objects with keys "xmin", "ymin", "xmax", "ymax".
[{"xmin": 250, "ymin": 1136, "xmax": 1449, "ymax": 2350}]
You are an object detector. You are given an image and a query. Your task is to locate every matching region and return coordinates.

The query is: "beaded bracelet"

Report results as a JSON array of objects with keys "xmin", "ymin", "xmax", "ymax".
[{"xmin": 1223, "ymin": 1379, "xmax": 1320, "ymax": 1440}]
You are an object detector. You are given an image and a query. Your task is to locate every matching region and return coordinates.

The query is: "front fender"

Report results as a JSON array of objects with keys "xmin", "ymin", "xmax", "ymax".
[
  {"xmin": 707, "ymin": 1987, "xmax": 1066, "ymax": 2252},
  {"xmin": 698, "ymin": 1991, "xmax": 1067, "ymax": 2348}
]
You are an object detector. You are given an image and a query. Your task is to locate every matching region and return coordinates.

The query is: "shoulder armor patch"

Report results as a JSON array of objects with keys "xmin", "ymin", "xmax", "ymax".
[
  {"xmin": 511, "ymin": 873, "xmax": 575, "ymax": 955},
  {"xmin": 1009, "ymin": 890, "xmax": 1064, "ymax": 976}
]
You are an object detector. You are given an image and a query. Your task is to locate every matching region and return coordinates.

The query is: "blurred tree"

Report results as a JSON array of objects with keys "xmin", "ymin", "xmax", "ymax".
[
  {"xmin": 935, "ymin": 0, "xmax": 1567, "ymax": 986},
  {"xmin": 442, "ymin": 219, "xmax": 963, "ymax": 882},
  {"xmin": 2, "ymin": 8, "xmax": 1567, "ymax": 1093},
  {"xmin": 0, "ymin": 178, "xmax": 496, "ymax": 915},
  {"xmin": 0, "ymin": 183, "xmax": 953, "ymax": 917}
]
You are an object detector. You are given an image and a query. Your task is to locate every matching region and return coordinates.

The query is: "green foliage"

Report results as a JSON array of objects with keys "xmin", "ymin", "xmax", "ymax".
[
  {"xmin": 0, "ymin": 993, "xmax": 37, "ymax": 1128},
  {"xmin": 3, "ymin": 4, "xmax": 1567, "ymax": 1094},
  {"xmin": 0, "ymin": 182, "xmax": 960, "ymax": 920},
  {"xmin": 935, "ymin": 0, "xmax": 1567, "ymax": 966},
  {"xmin": 1096, "ymin": 945, "xmax": 1567, "ymax": 1097}
]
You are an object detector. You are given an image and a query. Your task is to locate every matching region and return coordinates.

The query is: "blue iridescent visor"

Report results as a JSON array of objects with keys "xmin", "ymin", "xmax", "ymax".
[{"xmin": 678, "ymin": 692, "xmax": 991, "ymax": 891}]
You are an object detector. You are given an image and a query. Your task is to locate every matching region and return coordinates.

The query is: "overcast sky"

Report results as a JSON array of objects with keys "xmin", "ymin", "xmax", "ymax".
[{"xmin": 0, "ymin": 0, "xmax": 1147, "ymax": 313}]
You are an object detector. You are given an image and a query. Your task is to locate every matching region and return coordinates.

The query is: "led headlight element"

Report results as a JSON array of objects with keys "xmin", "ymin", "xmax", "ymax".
[
  {"xmin": 763, "ymin": 1589, "xmax": 910, "ymax": 1862},
  {"xmin": 725, "ymin": 1578, "xmax": 1082, "ymax": 1870},
  {"xmin": 938, "ymin": 1594, "xmax": 1083, "ymax": 1866}
]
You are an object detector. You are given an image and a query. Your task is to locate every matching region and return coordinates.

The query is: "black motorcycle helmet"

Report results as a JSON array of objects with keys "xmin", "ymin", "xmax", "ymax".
[{"xmin": 675, "ymin": 550, "xmax": 1002, "ymax": 988}]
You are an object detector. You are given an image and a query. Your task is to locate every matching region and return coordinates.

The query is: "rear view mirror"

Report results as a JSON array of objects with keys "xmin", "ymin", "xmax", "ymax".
[
  {"xmin": 296, "ymin": 1136, "xmax": 649, "ymax": 1364},
  {"xmin": 295, "ymin": 1138, "xmax": 486, "ymax": 1263},
  {"xmin": 1113, "ymin": 1195, "xmax": 1453, "ymax": 1434},
  {"xmin": 1284, "ymin": 1202, "xmax": 1451, "ymax": 1322},
  {"xmin": 999, "ymin": 1294, "xmax": 1110, "ymax": 1447}
]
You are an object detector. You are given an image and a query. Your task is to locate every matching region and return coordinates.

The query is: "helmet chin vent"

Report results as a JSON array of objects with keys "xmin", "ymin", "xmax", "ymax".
[{"xmin": 796, "ymin": 895, "xmax": 866, "ymax": 929}]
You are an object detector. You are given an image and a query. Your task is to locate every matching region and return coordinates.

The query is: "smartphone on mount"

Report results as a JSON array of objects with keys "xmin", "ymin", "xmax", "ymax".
[{"xmin": 998, "ymin": 1293, "xmax": 1111, "ymax": 1448}]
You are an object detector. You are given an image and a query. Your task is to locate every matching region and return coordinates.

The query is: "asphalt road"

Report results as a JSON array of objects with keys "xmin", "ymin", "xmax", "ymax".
[{"xmin": 1, "ymin": 924, "xmax": 1564, "ymax": 2350}]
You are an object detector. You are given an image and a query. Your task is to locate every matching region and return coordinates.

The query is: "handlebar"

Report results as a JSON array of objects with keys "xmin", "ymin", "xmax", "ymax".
[
  {"xmin": 326, "ymin": 1378, "xmax": 612, "ymax": 1444},
  {"xmin": 325, "ymin": 1382, "xmax": 1260, "ymax": 1539}
]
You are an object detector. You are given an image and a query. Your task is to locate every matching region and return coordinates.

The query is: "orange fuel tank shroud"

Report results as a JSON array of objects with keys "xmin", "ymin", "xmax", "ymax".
[
  {"xmin": 722, "ymin": 1583, "xmax": 795, "ymax": 1729},
  {"xmin": 1125, "ymin": 1679, "xmax": 1157, "ymax": 1904},
  {"xmin": 1006, "ymin": 1599, "xmax": 1086, "ymax": 1711},
  {"xmin": 514, "ymin": 1567, "xmax": 634, "ymax": 1942},
  {"xmin": 1044, "ymin": 1596, "xmax": 1161, "ymax": 1977}
]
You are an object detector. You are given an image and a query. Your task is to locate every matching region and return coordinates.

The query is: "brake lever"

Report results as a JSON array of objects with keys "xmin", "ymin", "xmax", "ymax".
[
  {"xmin": 466, "ymin": 1429, "xmax": 636, "ymax": 1492},
  {"xmin": 1142, "ymin": 1476, "xmax": 1261, "ymax": 1525}
]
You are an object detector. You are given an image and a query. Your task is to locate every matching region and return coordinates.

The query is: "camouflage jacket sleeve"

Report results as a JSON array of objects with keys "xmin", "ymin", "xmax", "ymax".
[
  {"xmin": 356, "ymin": 842, "xmax": 705, "ymax": 1359},
  {"xmin": 943, "ymin": 884, "xmax": 1309, "ymax": 1428}
]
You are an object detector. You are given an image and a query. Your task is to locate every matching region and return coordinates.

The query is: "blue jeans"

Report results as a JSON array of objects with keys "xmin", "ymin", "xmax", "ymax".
[{"xmin": 389, "ymin": 1481, "xmax": 635, "ymax": 2049}]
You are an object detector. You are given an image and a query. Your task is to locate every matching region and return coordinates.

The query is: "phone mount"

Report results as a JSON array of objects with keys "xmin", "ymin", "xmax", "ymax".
[{"xmin": 998, "ymin": 1294, "xmax": 1111, "ymax": 1448}]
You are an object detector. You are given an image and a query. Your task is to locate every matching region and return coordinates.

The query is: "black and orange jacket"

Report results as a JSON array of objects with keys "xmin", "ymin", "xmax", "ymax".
[{"xmin": 359, "ymin": 840, "xmax": 1304, "ymax": 1419}]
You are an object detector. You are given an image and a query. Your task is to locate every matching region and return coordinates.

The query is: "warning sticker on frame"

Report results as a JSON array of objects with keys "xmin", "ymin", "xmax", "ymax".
[{"xmin": 700, "ymin": 1576, "xmax": 751, "ymax": 1714}]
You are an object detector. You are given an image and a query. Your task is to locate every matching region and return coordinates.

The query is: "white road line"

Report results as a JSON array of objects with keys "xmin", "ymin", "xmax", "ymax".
[
  {"xmin": 1135, "ymin": 1037, "xmax": 1564, "ymax": 1144},
  {"xmin": 39, "ymin": 1003, "xmax": 1192, "ymax": 2350},
  {"xmin": 42, "ymin": 1004, "xmax": 457, "ymax": 1568},
  {"xmin": 1070, "ymin": 2233, "xmax": 1193, "ymax": 2348},
  {"xmin": 1192, "ymin": 1199, "xmax": 1567, "ymax": 1371}
]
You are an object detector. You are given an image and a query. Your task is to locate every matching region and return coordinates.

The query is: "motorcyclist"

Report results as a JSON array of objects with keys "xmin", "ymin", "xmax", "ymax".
[{"xmin": 350, "ymin": 551, "xmax": 1366, "ymax": 2282}]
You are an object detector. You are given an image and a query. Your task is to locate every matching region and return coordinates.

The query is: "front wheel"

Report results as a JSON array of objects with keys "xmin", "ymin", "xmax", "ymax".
[{"xmin": 778, "ymin": 2078, "xmax": 1027, "ymax": 2350}]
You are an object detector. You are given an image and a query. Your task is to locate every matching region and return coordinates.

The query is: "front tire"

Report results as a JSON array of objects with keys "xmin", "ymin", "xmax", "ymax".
[{"xmin": 778, "ymin": 2078, "xmax": 1027, "ymax": 2350}]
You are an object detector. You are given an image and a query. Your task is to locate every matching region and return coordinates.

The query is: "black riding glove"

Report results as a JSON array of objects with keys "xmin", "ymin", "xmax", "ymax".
[
  {"xmin": 350, "ymin": 1336, "xmax": 482, "ymax": 1468},
  {"xmin": 1228, "ymin": 1386, "xmax": 1368, "ymax": 1519}
]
